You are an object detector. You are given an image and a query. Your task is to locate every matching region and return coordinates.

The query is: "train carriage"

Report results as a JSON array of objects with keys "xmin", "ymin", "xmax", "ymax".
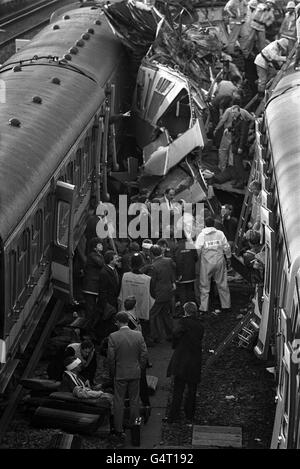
[
  {"xmin": 233, "ymin": 46, "xmax": 300, "ymax": 447},
  {"xmin": 0, "ymin": 2, "xmax": 132, "ymax": 391}
]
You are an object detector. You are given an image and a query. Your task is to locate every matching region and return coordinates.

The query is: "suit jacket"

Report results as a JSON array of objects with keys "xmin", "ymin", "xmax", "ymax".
[
  {"xmin": 174, "ymin": 239, "xmax": 198, "ymax": 283},
  {"xmin": 107, "ymin": 326, "xmax": 148, "ymax": 380},
  {"xmin": 167, "ymin": 317, "xmax": 204, "ymax": 383},
  {"xmin": 149, "ymin": 256, "xmax": 176, "ymax": 303},
  {"xmin": 82, "ymin": 250, "xmax": 104, "ymax": 294},
  {"xmin": 98, "ymin": 265, "xmax": 121, "ymax": 310}
]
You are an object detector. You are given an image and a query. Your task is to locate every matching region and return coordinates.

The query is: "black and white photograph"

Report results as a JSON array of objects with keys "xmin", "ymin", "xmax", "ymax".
[{"xmin": 0, "ymin": 0, "xmax": 297, "ymax": 454}]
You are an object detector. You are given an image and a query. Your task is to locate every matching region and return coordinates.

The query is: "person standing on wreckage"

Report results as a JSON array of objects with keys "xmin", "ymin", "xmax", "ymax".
[
  {"xmin": 224, "ymin": 0, "xmax": 248, "ymax": 55},
  {"xmin": 254, "ymin": 37, "xmax": 289, "ymax": 95},
  {"xmin": 244, "ymin": 0, "xmax": 276, "ymax": 56}
]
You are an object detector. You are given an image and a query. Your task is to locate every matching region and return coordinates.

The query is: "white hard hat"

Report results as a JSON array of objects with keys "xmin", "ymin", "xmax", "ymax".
[
  {"xmin": 266, "ymin": 0, "xmax": 276, "ymax": 4},
  {"xmin": 286, "ymin": 1, "xmax": 295, "ymax": 8},
  {"xmin": 277, "ymin": 37, "xmax": 289, "ymax": 50}
]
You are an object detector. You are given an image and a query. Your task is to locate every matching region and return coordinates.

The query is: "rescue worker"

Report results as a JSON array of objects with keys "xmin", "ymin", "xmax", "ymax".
[
  {"xmin": 213, "ymin": 104, "xmax": 254, "ymax": 173},
  {"xmin": 279, "ymin": 1, "xmax": 296, "ymax": 53},
  {"xmin": 210, "ymin": 77, "xmax": 241, "ymax": 128},
  {"xmin": 219, "ymin": 53, "xmax": 243, "ymax": 83},
  {"xmin": 195, "ymin": 217, "xmax": 231, "ymax": 315},
  {"xmin": 239, "ymin": 0, "xmax": 258, "ymax": 57},
  {"xmin": 230, "ymin": 106, "xmax": 251, "ymax": 189},
  {"xmin": 245, "ymin": 0, "xmax": 276, "ymax": 56},
  {"xmin": 254, "ymin": 37, "xmax": 289, "ymax": 94},
  {"xmin": 224, "ymin": 0, "xmax": 248, "ymax": 54}
]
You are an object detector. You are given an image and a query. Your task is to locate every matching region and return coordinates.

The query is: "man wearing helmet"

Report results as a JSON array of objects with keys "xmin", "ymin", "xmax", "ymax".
[
  {"xmin": 245, "ymin": 0, "xmax": 276, "ymax": 55},
  {"xmin": 254, "ymin": 37, "xmax": 289, "ymax": 94},
  {"xmin": 279, "ymin": 1, "xmax": 296, "ymax": 53}
]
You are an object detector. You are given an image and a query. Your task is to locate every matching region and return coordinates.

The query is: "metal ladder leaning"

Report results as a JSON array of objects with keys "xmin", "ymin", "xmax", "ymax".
[{"xmin": 202, "ymin": 308, "xmax": 256, "ymax": 375}]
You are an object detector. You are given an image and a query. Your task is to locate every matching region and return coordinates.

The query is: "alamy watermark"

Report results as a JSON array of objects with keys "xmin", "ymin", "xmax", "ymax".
[{"xmin": 95, "ymin": 195, "xmax": 204, "ymax": 249}]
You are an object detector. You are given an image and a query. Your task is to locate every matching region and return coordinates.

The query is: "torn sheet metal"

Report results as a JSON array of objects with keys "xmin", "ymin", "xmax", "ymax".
[{"xmin": 143, "ymin": 119, "xmax": 205, "ymax": 176}]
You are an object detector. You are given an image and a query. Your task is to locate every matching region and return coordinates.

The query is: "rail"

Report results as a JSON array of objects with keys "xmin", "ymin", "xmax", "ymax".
[
  {"xmin": 0, "ymin": 0, "xmax": 60, "ymax": 49},
  {"xmin": 0, "ymin": 0, "xmax": 59, "ymax": 29}
]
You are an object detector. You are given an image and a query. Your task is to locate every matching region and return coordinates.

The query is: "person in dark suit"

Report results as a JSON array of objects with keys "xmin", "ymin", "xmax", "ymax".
[
  {"xmin": 148, "ymin": 245, "xmax": 176, "ymax": 343},
  {"xmin": 107, "ymin": 311, "xmax": 148, "ymax": 442},
  {"xmin": 84, "ymin": 203, "xmax": 115, "ymax": 255},
  {"xmin": 98, "ymin": 250, "xmax": 121, "ymax": 312},
  {"xmin": 166, "ymin": 302, "xmax": 204, "ymax": 424},
  {"xmin": 174, "ymin": 235, "xmax": 198, "ymax": 310},
  {"xmin": 82, "ymin": 238, "xmax": 104, "ymax": 335},
  {"xmin": 95, "ymin": 250, "xmax": 121, "ymax": 344}
]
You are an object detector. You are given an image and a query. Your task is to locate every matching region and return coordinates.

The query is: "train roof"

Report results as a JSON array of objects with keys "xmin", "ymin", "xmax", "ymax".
[
  {"xmin": 265, "ymin": 67, "xmax": 300, "ymax": 263},
  {"xmin": 0, "ymin": 5, "xmax": 126, "ymax": 243}
]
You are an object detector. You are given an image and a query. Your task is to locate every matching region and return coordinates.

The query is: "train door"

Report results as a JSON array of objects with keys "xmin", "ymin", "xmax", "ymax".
[
  {"xmin": 254, "ymin": 212, "xmax": 275, "ymax": 359},
  {"xmin": 271, "ymin": 309, "xmax": 293, "ymax": 448},
  {"xmin": 51, "ymin": 181, "xmax": 76, "ymax": 303}
]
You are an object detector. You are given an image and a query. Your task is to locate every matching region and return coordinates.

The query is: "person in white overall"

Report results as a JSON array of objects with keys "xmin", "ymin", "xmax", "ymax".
[{"xmin": 195, "ymin": 216, "xmax": 231, "ymax": 314}]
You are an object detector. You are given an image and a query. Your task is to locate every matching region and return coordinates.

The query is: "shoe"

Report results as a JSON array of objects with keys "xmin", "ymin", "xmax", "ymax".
[
  {"xmin": 143, "ymin": 406, "xmax": 151, "ymax": 424},
  {"xmin": 110, "ymin": 431, "xmax": 126, "ymax": 447},
  {"xmin": 184, "ymin": 417, "xmax": 194, "ymax": 426},
  {"xmin": 211, "ymin": 309, "xmax": 221, "ymax": 316},
  {"xmin": 162, "ymin": 417, "xmax": 180, "ymax": 424},
  {"xmin": 221, "ymin": 308, "xmax": 231, "ymax": 314}
]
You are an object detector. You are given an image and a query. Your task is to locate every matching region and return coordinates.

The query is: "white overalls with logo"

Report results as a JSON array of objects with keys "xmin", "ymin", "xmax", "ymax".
[{"xmin": 196, "ymin": 227, "xmax": 231, "ymax": 312}]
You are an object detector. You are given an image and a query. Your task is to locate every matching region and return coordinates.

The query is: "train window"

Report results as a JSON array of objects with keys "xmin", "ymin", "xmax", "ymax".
[
  {"xmin": 279, "ymin": 271, "xmax": 287, "ymax": 308},
  {"xmin": 57, "ymin": 201, "xmax": 70, "ymax": 248},
  {"xmin": 265, "ymin": 244, "xmax": 270, "ymax": 296},
  {"xmin": 136, "ymin": 69, "xmax": 145, "ymax": 110},
  {"xmin": 84, "ymin": 137, "xmax": 90, "ymax": 181},
  {"xmin": 283, "ymin": 367, "xmax": 289, "ymax": 438},
  {"xmin": 9, "ymin": 250, "xmax": 17, "ymax": 311},
  {"xmin": 17, "ymin": 229, "xmax": 31, "ymax": 298},
  {"xmin": 292, "ymin": 293, "xmax": 300, "ymax": 336},
  {"xmin": 31, "ymin": 209, "xmax": 44, "ymax": 269},
  {"xmin": 44, "ymin": 193, "xmax": 52, "ymax": 252},
  {"xmin": 91, "ymin": 127, "xmax": 96, "ymax": 166},
  {"xmin": 147, "ymin": 91, "xmax": 167, "ymax": 122},
  {"xmin": 75, "ymin": 149, "xmax": 82, "ymax": 188},
  {"xmin": 66, "ymin": 161, "xmax": 74, "ymax": 184}
]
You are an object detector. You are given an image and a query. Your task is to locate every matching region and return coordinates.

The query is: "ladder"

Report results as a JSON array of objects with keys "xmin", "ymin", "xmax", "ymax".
[
  {"xmin": 202, "ymin": 307, "xmax": 256, "ymax": 375},
  {"xmin": 232, "ymin": 160, "xmax": 257, "ymax": 256}
]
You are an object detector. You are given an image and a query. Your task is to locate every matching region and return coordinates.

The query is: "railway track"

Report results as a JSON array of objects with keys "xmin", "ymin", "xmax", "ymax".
[{"xmin": 0, "ymin": 0, "xmax": 60, "ymax": 49}]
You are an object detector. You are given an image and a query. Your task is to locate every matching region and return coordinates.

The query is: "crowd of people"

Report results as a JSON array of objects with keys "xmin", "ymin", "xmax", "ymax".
[
  {"xmin": 203, "ymin": 0, "xmax": 297, "ymax": 189},
  {"xmin": 47, "ymin": 173, "xmax": 267, "ymax": 446},
  {"xmin": 44, "ymin": 0, "xmax": 287, "ymax": 446}
]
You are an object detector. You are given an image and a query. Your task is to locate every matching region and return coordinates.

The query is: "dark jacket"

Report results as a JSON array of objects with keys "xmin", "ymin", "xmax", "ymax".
[
  {"xmin": 223, "ymin": 215, "xmax": 238, "ymax": 243},
  {"xmin": 84, "ymin": 215, "xmax": 114, "ymax": 255},
  {"xmin": 167, "ymin": 317, "xmax": 204, "ymax": 383},
  {"xmin": 98, "ymin": 265, "xmax": 121, "ymax": 311},
  {"xmin": 82, "ymin": 250, "xmax": 104, "ymax": 294},
  {"xmin": 174, "ymin": 239, "xmax": 198, "ymax": 283},
  {"xmin": 215, "ymin": 216, "xmax": 238, "ymax": 243},
  {"xmin": 231, "ymin": 116, "xmax": 249, "ymax": 154},
  {"xmin": 149, "ymin": 256, "xmax": 176, "ymax": 303}
]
